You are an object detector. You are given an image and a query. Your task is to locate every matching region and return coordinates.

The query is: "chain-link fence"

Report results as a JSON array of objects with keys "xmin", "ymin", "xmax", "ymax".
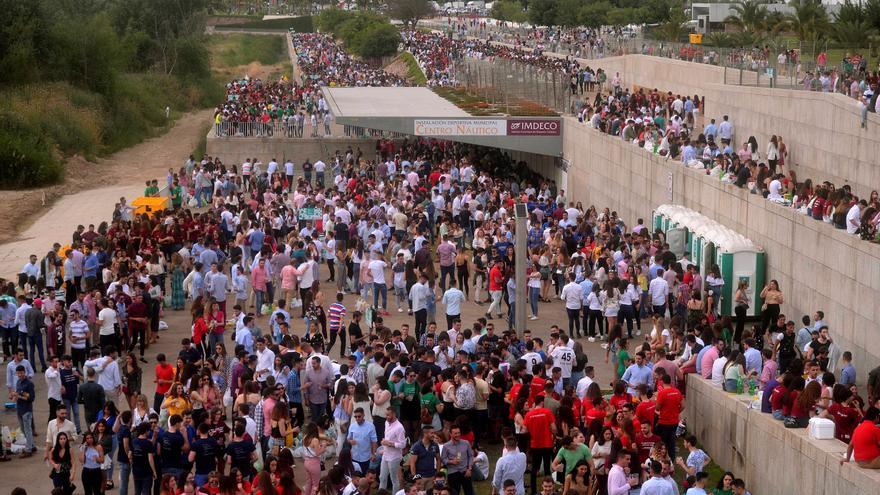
[
  {"xmin": 452, "ymin": 57, "xmax": 577, "ymax": 116},
  {"xmin": 423, "ymin": 18, "xmax": 871, "ymax": 95}
]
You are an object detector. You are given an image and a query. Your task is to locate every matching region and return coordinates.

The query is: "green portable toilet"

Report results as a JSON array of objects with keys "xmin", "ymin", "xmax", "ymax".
[{"xmin": 653, "ymin": 205, "xmax": 766, "ymax": 317}]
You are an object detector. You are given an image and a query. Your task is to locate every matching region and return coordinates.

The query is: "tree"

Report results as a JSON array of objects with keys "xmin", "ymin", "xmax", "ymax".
[
  {"xmin": 528, "ymin": 0, "xmax": 558, "ymax": 25},
  {"xmin": 351, "ymin": 22, "xmax": 401, "ymax": 58},
  {"xmin": 785, "ymin": 0, "xmax": 829, "ymax": 43},
  {"xmin": 491, "ymin": 0, "xmax": 529, "ymax": 23},
  {"xmin": 386, "ymin": 0, "xmax": 434, "ymax": 28},
  {"xmin": 578, "ymin": 1, "xmax": 611, "ymax": 28},
  {"xmin": 832, "ymin": 1, "xmax": 875, "ymax": 44},
  {"xmin": 606, "ymin": 7, "xmax": 640, "ymax": 27},
  {"xmin": 724, "ymin": 0, "xmax": 769, "ymax": 33},
  {"xmin": 556, "ymin": 0, "xmax": 584, "ymax": 27}
]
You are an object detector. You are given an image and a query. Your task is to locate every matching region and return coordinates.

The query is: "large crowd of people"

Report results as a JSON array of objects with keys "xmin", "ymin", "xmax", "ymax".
[
  {"xmin": 214, "ymin": 33, "xmax": 406, "ymax": 138},
  {"xmin": 5, "ymin": 20, "xmax": 880, "ymax": 495},
  {"xmin": 575, "ymin": 83, "xmax": 880, "ymax": 244},
  {"xmin": 403, "ymin": 30, "xmax": 609, "ymax": 95}
]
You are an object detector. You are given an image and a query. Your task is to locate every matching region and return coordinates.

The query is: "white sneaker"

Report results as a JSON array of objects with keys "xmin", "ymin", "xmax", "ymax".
[
  {"xmin": 397, "ymin": 308, "xmax": 404, "ymax": 313},
  {"xmin": 600, "ymin": 343, "xmax": 609, "ymax": 350},
  {"xmin": 529, "ymin": 315, "xmax": 538, "ymax": 320},
  {"xmin": 588, "ymin": 337, "xmax": 596, "ymax": 342},
  {"xmin": 636, "ymin": 330, "xmax": 642, "ymax": 336}
]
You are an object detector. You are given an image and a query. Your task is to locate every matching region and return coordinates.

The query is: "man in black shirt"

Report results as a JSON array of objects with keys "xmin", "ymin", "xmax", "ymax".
[
  {"xmin": 130, "ymin": 422, "xmax": 157, "ymax": 494},
  {"xmin": 189, "ymin": 423, "xmax": 219, "ymax": 488},
  {"xmin": 225, "ymin": 422, "xmax": 257, "ymax": 480},
  {"xmin": 158, "ymin": 414, "xmax": 189, "ymax": 481},
  {"xmin": 117, "ymin": 411, "xmax": 133, "ymax": 493}
]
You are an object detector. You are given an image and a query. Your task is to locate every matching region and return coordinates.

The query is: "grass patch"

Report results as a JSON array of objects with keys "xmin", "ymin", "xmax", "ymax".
[
  {"xmin": 0, "ymin": 75, "xmax": 212, "ymax": 188},
  {"xmin": 193, "ymin": 124, "xmax": 209, "ymax": 158},
  {"xmin": 399, "ymin": 52, "xmax": 428, "ymax": 86},
  {"xmin": 209, "ymin": 34, "xmax": 286, "ymax": 67},
  {"xmin": 432, "ymin": 86, "xmax": 559, "ymax": 116},
  {"xmin": 213, "ymin": 15, "xmax": 314, "ymax": 32}
]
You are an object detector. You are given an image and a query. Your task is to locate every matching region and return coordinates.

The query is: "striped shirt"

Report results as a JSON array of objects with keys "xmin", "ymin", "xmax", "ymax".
[{"xmin": 328, "ymin": 302, "xmax": 346, "ymax": 331}]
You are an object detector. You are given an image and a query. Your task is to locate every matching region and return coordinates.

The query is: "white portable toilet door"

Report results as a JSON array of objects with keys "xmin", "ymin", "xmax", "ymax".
[{"xmin": 667, "ymin": 227, "xmax": 688, "ymax": 259}]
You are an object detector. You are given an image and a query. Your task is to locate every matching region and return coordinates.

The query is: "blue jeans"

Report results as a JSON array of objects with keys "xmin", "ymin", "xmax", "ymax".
[
  {"xmin": 208, "ymin": 332, "xmax": 224, "ymax": 354},
  {"xmin": 27, "ymin": 332, "xmax": 46, "ymax": 368},
  {"xmin": 194, "ymin": 473, "xmax": 210, "ymax": 488},
  {"xmin": 18, "ymin": 411, "xmax": 33, "ymax": 450},
  {"xmin": 373, "ymin": 282, "xmax": 388, "ymax": 309},
  {"xmin": 529, "ymin": 287, "xmax": 540, "ymax": 316},
  {"xmin": 119, "ymin": 462, "xmax": 131, "ymax": 495},
  {"xmin": 255, "ymin": 290, "xmax": 266, "ymax": 312},
  {"xmin": 507, "ymin": 301, "xmax": 515, "ymax": 331},
  {"xmin": 63, "ymin": 398, "xmax": 82, "ymax": 434},
  {"xmin": 316, "ymin": 171, "xmax": 325, "ymax": 188}
]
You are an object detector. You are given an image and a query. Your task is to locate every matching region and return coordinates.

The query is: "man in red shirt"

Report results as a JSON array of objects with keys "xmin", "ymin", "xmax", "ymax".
[
  {"xmin": 635, "ymin": 422, "xmax": 662, "ymax": 464},
  {"xmin": 524, "ymin": 395, "xmax": 557, "ymax": 491},
  {"xmin": 486, "ymin": 261, "xmax": 505, "ymax": 320},
  {"xmin": 845, "ymin": 407, "xmax": 880, "ymax": 468},
  {"xmin": 654, "ymin": 374, "xmax": 684, "ymax": 460},
  {"xmin": 634, "ymin": 385, "xmax": 656, "ymax": 429},
  {"xmin": 154, "ymin": 353, "xmax": 175, "ymax": 412}
]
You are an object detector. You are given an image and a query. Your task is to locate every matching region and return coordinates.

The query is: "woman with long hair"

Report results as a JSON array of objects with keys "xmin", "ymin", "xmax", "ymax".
[
  {"xmin": 80, "ymin": 431, "xmax": 105, "ymax": 495},
  {"xmin": 563, "ymin": 459, "xmax": 592, "ymax": 495},
  {"xmin": 715, "ymin": 471, "xmax": 735, "ymax": 495},
  {"xmin": 270, "ymin": 402, "xmax": 294, "ymax": 456},
  {"xmin": 131, "ymin": 394, "xmax": 155, "ymax": 427},
  {"xmin": 600, "ymin": 279, "xmax": 621, "ymax": 332},
  {"xmin": 332, "ymin": 382, "xmax": 354, "ymax": 452},
  {"xmin": 189, "ymin": 371, "xmax": 219, "ymax": 412},
  {"xmin": 302, "ymin": 422, "xmax": 330, "ymax": 495},
  {"xmin": 722, "ymin": 350, "xmax": 747, "ymax": 392},
  {"xmin": 371, "ymin": 376, "xmax": 392, "ymax": 438},
  {"xmin": 760, "ymin": 279, "xmax": 784, "ymax": 334},
  {"xmin": 591, "ymin": 426, "xmax": 614, "ymax": 495},
  {"xmin": 253, "ymin": 470, "xmax": 276, "ymax": 495},
  {"xmin": 161, "ymin": 383, "xmax": 191, "ymax": 419},
  {"xmin": 169, "ymin": 253, "xmax": 186, "ymax": 310},
  {"xmin": 790, "ymin": 380, "xmax": 822, "ymax": 427},
  {"xmin": 49, "ymin": 432, "xmax": 76, "ymax": 493},
  {"xmin": 123, "ymin": 352, "xmax": 143, "ymax": 411},
  {"xmin": 159, "ymin": 473, "xmax": 178, "ymax": 495}
]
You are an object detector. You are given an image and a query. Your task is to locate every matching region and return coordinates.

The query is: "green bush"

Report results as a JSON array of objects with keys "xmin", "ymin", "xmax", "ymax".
[
  {"xmin": 0, "ymin": 123, "xmax": 63, "ymax": 188},
  {"xmin": 319, "ymin": 10, "xmax": 400, "ymax": 60}
]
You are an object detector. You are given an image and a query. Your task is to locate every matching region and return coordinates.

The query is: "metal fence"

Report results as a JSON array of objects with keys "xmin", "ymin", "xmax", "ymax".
[
  {"xmin": 452, "ymin": 57, "xmax": 576, "ymax": 116},
  {"xmin": 424, "ymin": 19, "xmax": 864, "ymax": 94},
  {"xmin": 212, "ymin": 122, "xmax": 410, "ymax": 140}
]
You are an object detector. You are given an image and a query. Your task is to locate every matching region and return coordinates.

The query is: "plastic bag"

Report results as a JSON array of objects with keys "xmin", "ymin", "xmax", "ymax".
[
  {"xmin": 223, "ymin": 387, "xmax": 233, "ymax": 408},
  {"xmin": 253, "ymin": 440, "xmax": 264, "ymax": 472},
  {"xmin": 290, "ymin": 298, "xmax": 302, "ymax": 309}
]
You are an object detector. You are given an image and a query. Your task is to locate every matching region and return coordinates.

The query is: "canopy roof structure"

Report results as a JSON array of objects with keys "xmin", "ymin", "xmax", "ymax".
[
  {"xmin": 655, "ymin": 204, "xmax": 763, "ymax": 253},
  {"xmin": 322, "ymin": 86, "xmax": 563, "ymax": 157}
]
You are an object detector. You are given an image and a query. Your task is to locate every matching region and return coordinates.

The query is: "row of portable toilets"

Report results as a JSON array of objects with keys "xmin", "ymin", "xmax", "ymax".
[{"xmin": 652, "ymin": 204, "xmax": 766, "ymax": 317}]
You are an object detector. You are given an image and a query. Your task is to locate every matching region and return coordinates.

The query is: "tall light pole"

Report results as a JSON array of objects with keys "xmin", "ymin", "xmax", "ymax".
[{"xmin": 514, "ymin": 203, "xmax": 528, "ymax": 338}]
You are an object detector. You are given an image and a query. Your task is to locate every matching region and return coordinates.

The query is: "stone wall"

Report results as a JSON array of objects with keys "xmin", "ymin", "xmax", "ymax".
[
  {"xmin": 564, "ymin": 117, "xmax": 880, "ymax": 373},
  {"xmin": 686, "ymin": 376, "xmax": 880, "ymax": 495}
]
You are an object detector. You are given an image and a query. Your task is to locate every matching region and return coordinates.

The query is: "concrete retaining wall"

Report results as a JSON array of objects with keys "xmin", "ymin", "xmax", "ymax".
[
  {"xmin": 206, "ymin": 134, "xmax": 375, "ymax": 166},
  {"xmin": 686, "ymin": 376, "xmax": 880, "ymax": 495},
  {"xmin": 564, "ymin": 117, "xmax": 880, "ymax": 373}
]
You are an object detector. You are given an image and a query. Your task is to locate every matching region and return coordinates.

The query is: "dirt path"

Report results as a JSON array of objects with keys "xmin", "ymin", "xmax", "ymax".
[{"xmin": 0, "ymin": 109, "xmax": 213, "ymax": 278}]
